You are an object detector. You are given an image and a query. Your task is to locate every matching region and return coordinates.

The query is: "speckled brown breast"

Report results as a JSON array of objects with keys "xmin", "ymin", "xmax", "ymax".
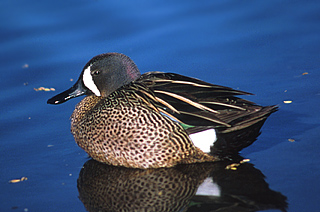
[{"xmin": 71, "ymin": 89, "xmax": 217, "ymax": 168}]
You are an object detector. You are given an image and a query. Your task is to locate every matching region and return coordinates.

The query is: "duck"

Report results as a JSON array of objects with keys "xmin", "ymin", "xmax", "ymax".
[{"xmin": 47, "ymin": 53, "xmax": 277, "ymax": 169}]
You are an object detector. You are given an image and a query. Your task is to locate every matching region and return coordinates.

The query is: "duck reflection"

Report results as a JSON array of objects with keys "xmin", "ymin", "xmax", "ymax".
[{"xmin": 77, "ymin": 158, "xmax": 287, "ymax": 212}]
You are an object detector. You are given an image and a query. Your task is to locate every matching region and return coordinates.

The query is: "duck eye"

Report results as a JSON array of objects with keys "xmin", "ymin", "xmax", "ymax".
[{"xmin": 93, "ymin": 70, "xmax": 100, "ymax": 75}]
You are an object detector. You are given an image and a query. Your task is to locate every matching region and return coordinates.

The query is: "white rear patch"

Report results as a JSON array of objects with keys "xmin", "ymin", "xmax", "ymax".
[
  {"xmin": 189, "ymin": 129, "xmax": 217, "ymax": 153},
  {"xmin": 196, "ymin": 177, "xmax": 221, "ymax": 197},
  {"xmin": 83, "ymin": 65, "xmax": 101, "ymax": 96}
]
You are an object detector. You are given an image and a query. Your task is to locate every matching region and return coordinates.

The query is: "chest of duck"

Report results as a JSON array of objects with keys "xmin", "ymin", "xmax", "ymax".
[{"xmin": 71, "ymin": 91, "xmax": 214, "ymax": 168}]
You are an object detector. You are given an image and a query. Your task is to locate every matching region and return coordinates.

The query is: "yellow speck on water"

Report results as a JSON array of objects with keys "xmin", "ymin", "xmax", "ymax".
[
  {"xmin": 34, "ymin": 87, "xmax": 56, "ymax": 91},
  {"xmin": 9, "ymin": 177, "xmax": 28, "ymax": 183},
  {"xmin": 9, "ymin": 179, "xmax": 21, "ymax": 183},
  {"xmin": 302, "ymin": 72, "xmax": 309, "ymax": 75},
  {"xmin": 288, "ymin": 138, "xmax": 295, "ymax": 142},
  {"xmin": 226, "ymin": 163, "xmax": 240, "ymax": 170},
  {"xmin": 22, "ymin": 64, "xmax": 29, "ymax": 69},
  {"xmin": 240, "ymin": 159, "xmax": 250, "ymax": 163},
  {"xmin": 226, "ymin": 159, "xmax": 250, "ymax": 170},
  {"xmin": 283, "ymin": 100, "xmax": 292, "ymax": 104}
]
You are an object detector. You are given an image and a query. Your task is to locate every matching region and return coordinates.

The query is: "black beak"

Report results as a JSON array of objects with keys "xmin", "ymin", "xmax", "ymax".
[{"xmin": 47, "ymin": 79, "xmax": 88, "ymax": 105}]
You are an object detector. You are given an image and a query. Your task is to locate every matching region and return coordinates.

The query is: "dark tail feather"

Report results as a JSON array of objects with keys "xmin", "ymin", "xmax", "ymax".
[
  {"xmin": 212, "ymin": 119, "xmax": 265, "ymax": 157},
  {"xmin": 211, "ymin": 105, "xmax": 277, "ymax": 157}
]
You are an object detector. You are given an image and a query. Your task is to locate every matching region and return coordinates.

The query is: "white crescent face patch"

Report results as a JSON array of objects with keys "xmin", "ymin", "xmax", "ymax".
[{"xmin": 82, "ymin": 65, "xmax": 101, "ymax": 96}]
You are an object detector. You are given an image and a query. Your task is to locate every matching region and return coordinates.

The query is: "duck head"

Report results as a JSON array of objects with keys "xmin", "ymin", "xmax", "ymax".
[{"xmin": 47, "ymin": 53, "xmax": 141, "ymax": 104}]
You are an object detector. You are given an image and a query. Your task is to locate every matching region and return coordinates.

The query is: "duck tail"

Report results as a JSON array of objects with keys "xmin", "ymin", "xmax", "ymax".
[{"xmin": 211, "ymin": 105, "xmax": 278, "ymax": 157}]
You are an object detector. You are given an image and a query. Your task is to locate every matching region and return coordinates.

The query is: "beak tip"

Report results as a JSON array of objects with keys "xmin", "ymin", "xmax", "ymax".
[
  {"xmin": 47, "ymin": 97, "xmax": 60, "ymax": 105},
  {"xmin": 47, "ymin": 79, "xmax": 87, "ymax": 105}
]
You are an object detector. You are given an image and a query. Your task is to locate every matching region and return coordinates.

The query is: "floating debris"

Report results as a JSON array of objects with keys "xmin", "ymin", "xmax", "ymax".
[
  {"xmin": 9, "ymin": 177, "xmax": 28, "ymax": 183},
  {"xmin": 302, "ymin": 72, "xmax": 309, "ymax": 75},
  {"xmin": 288, "ymin": 138, "xmax": 295, "ymax": 142},
  {"xmin": 283, "ymin": 100, "xmax": 292, "ymax": 104},
  {"xmin": 22, "ymin": 64, "xmax": 29, "ymax": 69},
  {"xmin": 240, "ymin": 158, "xmax": 250, "ymax": 163},
  {"xmin": 34, "ymin": 87, "xmax": 56, "ymax": 92},
  {"xmin": 225, "ymin": 163, "xmax": 240, "ymax": 170},
  {"xmin": 226, "ymin": 159, "xmax": 250, "ymax": 170}
]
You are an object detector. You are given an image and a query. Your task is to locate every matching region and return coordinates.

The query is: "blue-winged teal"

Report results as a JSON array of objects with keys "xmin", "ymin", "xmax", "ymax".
[{"xmin": 48, "ymin": 53, "xmax": 277, "ymax": 168}]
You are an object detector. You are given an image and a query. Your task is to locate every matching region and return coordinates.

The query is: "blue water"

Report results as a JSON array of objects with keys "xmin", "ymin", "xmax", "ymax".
[{"xmin": 1, "ymin": 0, "xmax": 320, "ymax": 211}]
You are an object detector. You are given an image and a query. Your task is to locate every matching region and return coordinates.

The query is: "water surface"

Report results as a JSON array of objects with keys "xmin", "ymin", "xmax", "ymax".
[{"xmin": 1, "ymin": 1, "xmax": 320, "ymax": 211}]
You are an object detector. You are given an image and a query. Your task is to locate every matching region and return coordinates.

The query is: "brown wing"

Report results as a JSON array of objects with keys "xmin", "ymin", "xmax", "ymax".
[{"xmin": 135, "ymin": 72, "xmax": 277, "ymax": 131}]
